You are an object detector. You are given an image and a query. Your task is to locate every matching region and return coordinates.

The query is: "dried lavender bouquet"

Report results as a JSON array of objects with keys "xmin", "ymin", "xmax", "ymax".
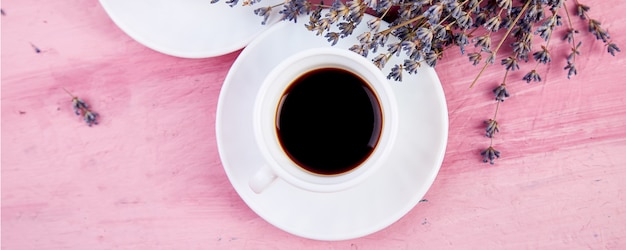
[{"xmin": 214, "ymin": 0, "xmax": 619, "ymax": 164}]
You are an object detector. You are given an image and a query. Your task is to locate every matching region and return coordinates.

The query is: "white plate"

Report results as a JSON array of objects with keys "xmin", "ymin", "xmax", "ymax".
[
  {"xmin": 216, "ymin": 15, "xmax": 448, "ymax": 240},
  {"xmin": 99, "ymin": 0, "xmax": 281, "ymax": 58}
]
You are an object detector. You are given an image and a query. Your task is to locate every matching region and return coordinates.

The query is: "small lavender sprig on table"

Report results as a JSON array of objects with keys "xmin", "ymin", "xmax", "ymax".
[
  {"xmin": 215, "ymin": 0, "xmax": 620, "ymax": 165},
  {"xmin": 63, "ymin": 88, "xmax": 98, "ymax": 127}
]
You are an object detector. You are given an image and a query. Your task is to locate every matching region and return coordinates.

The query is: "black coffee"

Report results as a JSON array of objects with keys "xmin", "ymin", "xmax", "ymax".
[{"xmin": 276, "ymin": 67, "xmax": 383, "ymax": 175}]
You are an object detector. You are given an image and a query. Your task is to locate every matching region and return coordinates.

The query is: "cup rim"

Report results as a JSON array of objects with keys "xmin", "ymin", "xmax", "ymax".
[{"xmin": 253, "ymin": 47, "xmax": 398, "ymax": 192}]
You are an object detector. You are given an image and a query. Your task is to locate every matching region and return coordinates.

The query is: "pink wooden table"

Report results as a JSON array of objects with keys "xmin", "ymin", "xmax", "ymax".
[{"xmin": 2, "ymin": 0, "xmax": 625, "ymax": 248}]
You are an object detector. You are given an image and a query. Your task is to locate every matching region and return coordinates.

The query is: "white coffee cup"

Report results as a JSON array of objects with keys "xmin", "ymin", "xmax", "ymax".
[{"xmin": 249, "ymin": 47, "xmax": 398, "ymax": 194}]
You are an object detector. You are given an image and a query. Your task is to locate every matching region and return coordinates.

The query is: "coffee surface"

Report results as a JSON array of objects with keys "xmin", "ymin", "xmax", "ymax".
[{"xmin": 276, "ymin": 68, "xmax": 382, "ymax": 175}]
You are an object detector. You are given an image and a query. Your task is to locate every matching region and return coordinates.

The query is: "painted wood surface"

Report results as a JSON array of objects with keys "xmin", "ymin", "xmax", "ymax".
[{"xmin": 2, "ymin": 0, "xmax": 625, "ymax": 249}]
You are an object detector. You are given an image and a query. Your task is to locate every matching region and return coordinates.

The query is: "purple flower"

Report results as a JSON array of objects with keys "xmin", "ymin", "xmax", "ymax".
[
  {"xmin": 588, "ymin": 19, "xmax": 610, "ymax": 42},
  {"xmin": 401, "ymin": 40, "xmax": 420, "ymax": 59},
  {"xmin": 564, "ymin": 62, "xmax": 577, "ymax": 79},
  {"xmin": 372, "ymin": 53, "xmax": 388, "ymax": 69},
  {"xmin": 349, "ymin": 44, "xmax": 368, "ymax": 57},
  {"xmin": 501, "ymin": 56, "xmax": 520, "ymax": 71},
  {"xmin": 567, "ymin": 41, "xmax": 582, "ymax": 62},
  {"xmin": 71, "ymin": 97, "xmax": 88, "ymax": 116},
  {"xmin": 387, "ymin": 64, "xmax": 403, "ymax": 81},
  {"xmin": 403, "ymin": 59, "xmax": 421, "ymax": 75},
  {"xmin": 485, "ymin": 51, "xmax": 496, "ymax": 64},
  {"xmin": 474, "ymin": 34, "xmax": 491, "ymax": 50},
  {"xmin": 485, "ymin": 119, "xmax": 499, "ymax": 138},
  {"xmin": 484, "ymin": 16, "xmax": 502, "ymax": 32},
  {"xmin": 279, "ymin": 0, "xmax": 311, "ymax": 23},
  {"xmin": 432, "ymin": 24, "xmax": 447, "ymax": 40},
  {"xmin": 607, "ymin": 43, "xmax": 620, "ymax": 56},
  {"xmin": 416, "ymin": 27, "xmax": 434, "ymax": 48},
  {"xmin": 338, "ymin": 21, "xmax": 356, "ymax": 37},
  {"xmin": 367, "ymin": 17, "xmax": 381, "ymax": 31},
  {"xmin": 357, "ymin": 31, "xmax": 371, "ymax": 45},
  {"xmin": 446, "ymin": 1, "xmax": 463, "ymax": 19},
  {"xmin": 83, "ymin": 111, "xmax": 98, "ymax": 127},
  {"xmin": 522, "ymin": 70, "xmax": 542, "ymax": 83},
  {"xmin": 467, "ymin": 0, "xmax": 480, "ymax": 13},
  {"xmin": 387, "ymin": 42, "xmax": 402, "ymax": 57},
  {"xmin": 225, "ymin": 0, "xmax": 239, "ymax": 7},
  {"xmin": 563, "ymin": 29, "xmax": 579, "ymax": 44},
  {"xmin": 330, "ymin": 0, "xmax": 349, "ymax": 20},
  {"xmin": 511, "ymin": 39, "xmax": 531, "ymax": 61},
  {"xmin": 468, "ymin": 52, "xmax": 482, "ymax": 65},
  {"xmin": 535, "ymin": 21, "xmax": 553, "ymax": 41},
  {"xmin": 493, "ymin": 83, "xmax": 510, "ymax": 102},
  {"xmin": 423, "ymin": 3, "xmax": 443, "ymax": 24},
  {"xmin": 525, "ymin": 4, "xmax": 544, "ymax": 22},
  {"xmin": 497, "ymin": 0, "xmax": 512, "ymax": 12},
  {"xmin": 454, "ymin": 33, "xmax": 469, "ymax": 54},
  {"xmin": 481, "ymin": 146, "xmax": 501, "ymax": 165},
  {"xmin": 424, "ymin": 51, "xmax": 438, "ymax": 67},
  {"xmin": 532, "ymin": 46, "xmax": 551, "ymax": 64},
  {"xmin": 456, "ymin": 12, "xmax": 473, "ymax": 30},
  {"xmin": 325, "ymin": 32, "xmax": 340, "ymax": 46},
  {"xmin": 474, "ymin": 12, "xmax": 487, "ymax": 27},
  {"xmin": 65, "ymin": 88, "xmax": 98, "ymax": 127},
  {"xmin": 254, "ymin": 6, "xmax": 272, "ymax": 25},
  {"xmin": 577, "ymin": 4, "xmax": 590, "ymax": 19}
]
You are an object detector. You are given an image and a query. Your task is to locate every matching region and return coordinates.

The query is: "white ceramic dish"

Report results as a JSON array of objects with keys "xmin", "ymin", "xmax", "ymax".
[
  {"xmin": 99, "ymin": 0, "xmax": 281, "ymax": 58},
  {"xmin": 216, "ymin": 15, "xmax": 448, "ymax": 240}
]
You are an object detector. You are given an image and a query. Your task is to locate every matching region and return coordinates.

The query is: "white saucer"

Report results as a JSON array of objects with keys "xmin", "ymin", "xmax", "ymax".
[
  {"xmin": 216, "ymin": 15, "xmax": 448, "ymax": 240},
  {"xmin": 99, "ymin": 0, "xmax": 281, "ymax": 58}
]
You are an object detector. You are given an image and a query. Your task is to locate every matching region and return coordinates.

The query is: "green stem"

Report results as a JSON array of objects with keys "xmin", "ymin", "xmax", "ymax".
[
  {"xmin": 563, "ymin": 2, "xmax": 578, "ymax": 64},
  {"xmin": 62, "ymin": 87, "xmax": 75, "ymax": 98},
  {"xmin": 469, "ymin": 0, "xmax": 532, "ymax": 88},
  {"xmin": 378, "ymin": 15, "xmax": 425, "ymax": 36}
]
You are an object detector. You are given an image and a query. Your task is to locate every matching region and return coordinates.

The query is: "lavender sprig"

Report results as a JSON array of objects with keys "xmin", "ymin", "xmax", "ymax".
[
  {"xmin": 63, "ymin": 88, "xmax": 98, "ymax": 127},
  {"xmin": 481, "ymin": 146, "xmax": 501, "ymax": 165},
  {"xmin": 214, "ymin": 0, "xmax": 620, "ymax": 165}
]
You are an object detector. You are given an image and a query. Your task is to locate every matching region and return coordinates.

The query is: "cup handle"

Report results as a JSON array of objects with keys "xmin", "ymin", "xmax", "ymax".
[{"xmin": 249, "ymin": 165, "xmax": 278, "ymax": 194}]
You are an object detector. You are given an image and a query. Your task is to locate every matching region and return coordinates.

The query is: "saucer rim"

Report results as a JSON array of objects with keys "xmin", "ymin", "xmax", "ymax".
[{"xmin": 98, "ymin": 0, "xmax": 279, "ymax": 58}]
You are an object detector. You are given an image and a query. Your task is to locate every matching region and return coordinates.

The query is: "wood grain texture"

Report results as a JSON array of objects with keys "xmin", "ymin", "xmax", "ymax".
[{"xmin": 2, "ymin": 0, "xmax": 625, "ymax": 249}]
